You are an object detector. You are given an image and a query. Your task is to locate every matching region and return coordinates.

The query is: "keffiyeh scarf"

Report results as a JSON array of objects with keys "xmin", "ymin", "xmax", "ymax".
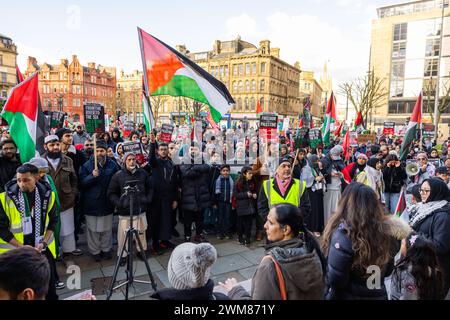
[
  {"xmin": 409, "ymin": 200, "xmax": 447, "ymax": 228},
  {"xmin": 18, "ymin": 190, "xmax": 42, "ymax": 246}
]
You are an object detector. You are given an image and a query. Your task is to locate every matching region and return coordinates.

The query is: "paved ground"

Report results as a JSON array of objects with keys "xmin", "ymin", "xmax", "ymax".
[{"xmin": 56, "ymin": 219, "xmax": 264, "ymax": 300}]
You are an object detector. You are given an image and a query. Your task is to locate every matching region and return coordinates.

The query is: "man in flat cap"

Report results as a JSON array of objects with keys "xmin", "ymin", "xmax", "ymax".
[
  {"xmin": 79, "ymin": 140, "xmax": 119, "ymax": 261},
  {"xmin": 43, "ymin": 135, "xmax": 81, "ymax": 257}
]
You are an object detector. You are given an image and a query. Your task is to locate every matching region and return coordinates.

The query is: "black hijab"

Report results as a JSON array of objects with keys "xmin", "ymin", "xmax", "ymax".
[{"xmin": 422, "ymin": 178, "xmax": 450, "ymax": 203}]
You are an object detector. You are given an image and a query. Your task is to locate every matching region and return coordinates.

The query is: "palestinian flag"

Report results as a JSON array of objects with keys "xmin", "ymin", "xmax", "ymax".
[
  {"xmin": 395, "ymin": 188, "xmax": 406, "ymax": 217},
  {"xmin": 1, "ymin": 73, "xmax": 45, "ymax": 163},
  {"xmin": 300, "ymin": 98, "xmax": 312, "ymax": 128},
  {"xmin": 142, "ymin": 91, "xmax": 155, "ymax": 134},
  {"xmin": 16, "ymin": 65, "xmax": 24, "ymax": 83},
  {"xmin": 256, "ymin": 99, "xmax": 263, "ymax": 115},
  {"xmin": 354, "ymin": 111, "xmax": 364, "ymax": 133},
  {"xmin": 399, "ymin": 92, "xmax": 422, "ymax": 161},
  {"xmin": 342, "ymin": 129, "xmax": 350, "ymax": 161},
  {"xmin": 138, "ymin": 27, "xmax": 234, "ymax": 123},
  {"xmin": 321, "ymin": 91, "xmax": 337, "ymax": 146},
  {"xmin": 334, "ymin": 121, "xmax": 343, "ymax": 137}
]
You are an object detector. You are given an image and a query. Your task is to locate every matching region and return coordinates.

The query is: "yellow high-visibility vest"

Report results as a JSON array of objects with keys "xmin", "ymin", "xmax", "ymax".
[
  {"xmin": 263, "ymin": 178, "xmax": 307, "ymax": 208},
  {"xmin": 0, "ymin": 191, "xmax": 57, "ymax": 258}
]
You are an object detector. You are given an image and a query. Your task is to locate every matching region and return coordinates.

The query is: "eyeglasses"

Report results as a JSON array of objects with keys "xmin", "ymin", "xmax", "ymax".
[
  {"xmin": 419, "ymin": 189, "xmax": 431, "ymax": 194},
  {"xmin": 417, "ymin": 158, "xmax": 427, "ymax": 161},
  {"xmin": 85, "ymin": 144, "xmax": 94, "ymax": 147}
]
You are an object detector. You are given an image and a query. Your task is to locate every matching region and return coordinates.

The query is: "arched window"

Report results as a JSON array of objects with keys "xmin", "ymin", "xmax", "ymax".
[
  {"xmin": 250, "ymin": 97, "xmax": 255, "ymax": 111},
  {"xmin": 237, "ymin": 98, "xmax": 242, "ymax": 110},
  {"xmin": 260, "ymin": 97, "xmax": 265, "ymax": 110},
  {"xmin": 238, "ymin": 81, "xmax": 243, "ymax": 93},
  {"xmin": 245, "ymin": 80, "xmax": 250, "ymax": 92},
  {"xmin": 245, "ymin": 97, "xmax": 249, "ymax": 110},
  {"xmin": 251, "ymin": 80, "xmax": 256, "ymax": 92},
  {"xmin": 260, "ymin": 80, "xmax": 265, "ymax": 92},
  {"xmin": 233, "ymin": 81, "xmax": 238, "ymax": 93}
]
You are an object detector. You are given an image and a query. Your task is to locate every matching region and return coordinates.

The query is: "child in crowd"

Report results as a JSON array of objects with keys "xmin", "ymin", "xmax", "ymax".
[
  {"xmin": 390, "ymin": 232, "xmax": 446, "ymax": 300},
  {"xmin": 234, "ymin": 166, "xmax": 258, "ymax": 246},
  {"xmin": 215, "ymin": 165, "xmax": 234, "ymax": 239}
]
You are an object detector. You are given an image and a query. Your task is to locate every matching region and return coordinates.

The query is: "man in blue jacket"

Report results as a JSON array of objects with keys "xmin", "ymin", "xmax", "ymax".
[{"xmin": 79, "ymin": 141, "xmax": 119, "ymax": 261}]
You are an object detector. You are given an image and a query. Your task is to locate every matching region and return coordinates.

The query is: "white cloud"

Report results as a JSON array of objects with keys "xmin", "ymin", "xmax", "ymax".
[{"xmin": 225, "ymin": 14, "xmax": 261, "ymax": 39}]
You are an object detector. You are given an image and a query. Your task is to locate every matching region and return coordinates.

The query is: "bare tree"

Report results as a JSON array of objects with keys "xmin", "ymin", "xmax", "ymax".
[
  {"xmin": 422, "ymin": 77, "xmax": 450, "ymax": 124},
  {"xmin": 150, "ymin": 95, "xmax": 166, "ymax": 121},
  {"xmin": 339, "ymin": 69, "xmax": 388, "ymax": 127},
  {"xmin": 181, "ymin": 97, "xmax": 207, "ymax": 119}
]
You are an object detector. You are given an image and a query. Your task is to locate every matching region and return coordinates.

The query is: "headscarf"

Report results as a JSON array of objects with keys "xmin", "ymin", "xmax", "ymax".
[
  {"xmin": 424, "ymin": 178, "xmax": 450, "ymax": 203},
  {"xmin": 330, "ymin": 145, "xmax": 343, "ymax": 160},
  {"xmin": 367, "ymin": 157, "xmax": 380, "ymax": 169}
]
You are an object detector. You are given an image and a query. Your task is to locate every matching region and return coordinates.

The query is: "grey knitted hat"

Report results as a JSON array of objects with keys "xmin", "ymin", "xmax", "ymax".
[{"xmin": 168, "ymin": 242, "xmax": 217, "ymax": 290}]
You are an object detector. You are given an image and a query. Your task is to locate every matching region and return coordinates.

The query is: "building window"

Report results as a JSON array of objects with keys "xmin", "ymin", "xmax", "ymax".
[
  {"xmin": 225, "ymin": 65, "xmax": 229, "ymax": 77},
  {"xmin": 425, "ymin": 38, "xmax": 440, "ymax": 57},
  {"xmin": 1, "ymin": 72, "xmax": 6, "ymax": 83},
  {"xmin": 237, "ymin": 98, "xmax": 242, "ymax": 110},
  {"xmin": 423, "ymin": 78, "xmax": 437, "ymax": 97},
  {"xmin": 252, "ymin": 63, "xmax": 257, "ymax": 75},
  {"xmin": 245, "ymin": 80, "xmax": 250, "ymax": 92},
  {"xmin": 233, "ymin": 64, "xmax": 238, "ymax": 76},
  {"xmin": 251, "ymin": 80, "xmax": 256, "ymax": 92},
  {"xmin": 239, "ymin": 64, "xmax": 244, "ymax": 76},
  {"xmin": 245, "ymin": 97, "xmax": 249, "ymax": 110},
  {"xmin": 388, "ymin": 100, "xmax": 415, "ymax": 114},
  {"xmin": 424, "ymin": 58, "xmax": 439, "ymax": 77},
  {"xmin": 260, "ymin": 97, "xmax": 265, "ymax": 109},
  {"xmin": 260, "ymin": 80, "xmax": 265, "ymax": 92},
  {"xmin": 220, "ymin": 66, "xmax": 224, "ymax": 77},
  {"xmin": 392, "ymin": 42, "xmax": 406, "ymax": 59},
  {"xmin": 426, "ymin": 18, "xmax": 442, "ymax": 37},
  {"xmin": 0, "ymin": 54, "xmax": 3, "ymax": 65},
  {"xmin": 246, "ymin": 63, "xmax": 250, "ymax": 75},
  {"xmin": 250, "ymin": 97, "xmax": 255, "ymax": 111},
  {"xmin": 238, "ymin": 81, "xmax": 243, "ymax": 93},
  {"xmin": 393, "ymin": 23, "xmax": 407, "ymax": 41},
  {"xmin": 390, "ymin": 80, "xmax": 404, "ymax": 97},
  {"xmin": 261, "ymin": 62, "xmax": 266, "ymax": 75}
]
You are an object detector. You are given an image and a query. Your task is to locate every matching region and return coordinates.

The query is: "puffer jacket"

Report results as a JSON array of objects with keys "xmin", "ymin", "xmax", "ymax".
[
  {"xmin": 234, "ymin": 178, "xmax": 257, "ymax": 217},
  {"xmin": 383, "ymin": 165, "xmax": 407, "ymax": 194},
  {"xmin": 178, "ymin": 160, "xmax": 213, "ymax": 212},
  {"xmin": 325, "ymin": 216, "xmax": 411, "ymax": 300},
  {"xmin": 229, "ymin": 237, "xmax": 325, "ymax": 300},
  {"xmin": 412, "ymin": 203, "xmax": 450, "ymax": 293}
]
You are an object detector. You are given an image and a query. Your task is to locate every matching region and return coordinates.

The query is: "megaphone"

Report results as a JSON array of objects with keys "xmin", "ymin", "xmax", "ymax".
[{"xmin": 406, "ymin": 162, "xmax": 420, "ymax": 177}]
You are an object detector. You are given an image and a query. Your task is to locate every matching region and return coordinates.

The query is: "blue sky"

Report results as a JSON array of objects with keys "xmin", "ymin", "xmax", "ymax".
[{"xmin": 2, "ymin": 0, "xmax": 395, "ymax": 88}]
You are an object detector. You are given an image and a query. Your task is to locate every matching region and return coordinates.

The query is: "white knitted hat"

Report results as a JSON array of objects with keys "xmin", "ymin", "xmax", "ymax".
[{"xmin": 167, "ymin": 242, "xmax": 217, "ymax": 290}]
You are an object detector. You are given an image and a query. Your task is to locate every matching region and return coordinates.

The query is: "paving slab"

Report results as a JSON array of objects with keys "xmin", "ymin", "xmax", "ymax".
[
  {"xmin": 214, "ymin": 242, "xmax": 250, "ymax": 257},
  {"xmin": 210, "ymin": 254, "xmax": 253, "ymax": 276},
  {"xmin": 238, "ymin": 247, "xmax": 265, "ymax": 265}
]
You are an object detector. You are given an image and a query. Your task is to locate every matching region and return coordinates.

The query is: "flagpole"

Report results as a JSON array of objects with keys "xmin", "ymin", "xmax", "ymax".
[{"xmin": 137, "ymin": 27, "xmax": 154, "ymax": 131}]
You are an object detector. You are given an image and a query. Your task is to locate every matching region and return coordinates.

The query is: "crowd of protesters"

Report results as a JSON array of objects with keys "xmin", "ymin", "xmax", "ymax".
[{"xmin": 1, "ymin": 121, "xmax": 450, "ymax": 300}]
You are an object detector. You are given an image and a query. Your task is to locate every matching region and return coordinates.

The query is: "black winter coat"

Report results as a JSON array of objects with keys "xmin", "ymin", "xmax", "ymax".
[
  {"xmin": 383, "ymin": 165, "xmax": 407, "ymax": 193},
  {"xmin": 151, "ymin": 279, "xmax": 229, "ymax": 300},
  {"xmin": 324, "ymin": 217, "xmax": 408, "ymax": 300},
  {"xmin": 178, "ymin": 161, "xmax": 213, "ymax": 212},
  {"xmin": 107, "ymin": 168, "xmax": 153, "ymax": 216},
  {"xmin": 0, "ymin": 156, "xmax": 20, "ymax": 193},
  {"xmin": 412, "ymin": 203, "xmax": 450, "ymax": 293},
  {"xmin": 234, "ymin": 178, "xmax": 257, "ymax": 216},
  {"xmin": 321, "ymin": 156, "xmax": 345, "ymax": 185},
  {"xmin": 147, "ymin": 142, "xmax": 179, "ymax": 202},
  {"xmin": 79, "ymin": 157, "xmax": 119, "ymax": 216}
]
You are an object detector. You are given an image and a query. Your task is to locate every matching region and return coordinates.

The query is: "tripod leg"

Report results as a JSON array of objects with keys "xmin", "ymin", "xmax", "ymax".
[
  {"xmin": 125, "ymin": 227, "xmax": 135, "ymax": 300},
  {"xmin": 134, "ymin": 230, "xmax": 158, "ymax": 291},
  {"xmin": 106, "ymin": 228, "xmax": 130, "ymax": 300}
]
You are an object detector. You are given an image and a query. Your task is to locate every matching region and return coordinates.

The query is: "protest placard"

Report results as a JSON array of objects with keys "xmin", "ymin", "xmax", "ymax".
[
  {"xmin": 160, "ymin": 123, "xmax": 174, "ymax": 142},
  {"xmin": 83, "ymin": 104, "xmax": 105, "ymax": 134}
]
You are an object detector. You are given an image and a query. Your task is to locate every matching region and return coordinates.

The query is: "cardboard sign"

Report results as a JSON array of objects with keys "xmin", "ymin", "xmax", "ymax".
[
  {"xmin": 357, "ymin": 133, "xmax": 377, "ymax": 145},
  {"xmin": 50, "ymin": 111, "xmax": 65, "ymax": 129},
  {"xmin": 259, "ymin": 113, "xmax": 278, "ymax": 129},
  {"xmin": 349, "ymin": 132, "xmax": 358, "ymax": 147},
  {"xmin": 122, "ymin": 141, "xmax": 143, "ymax": 154},
  {"xmin": 383, "ymin": 121, "xmax": 395, "ymax": 135},
  {"xmin": 308, "ymin": 128, "xmax": 321, "ymax": 148},
  {"xmin": 83, "ymin": 104, "xmax": 105, "ymax": 134},
  {"xmin": 422, "ymin": 124, "xmax": 435, "ymax": 138},
  {"xmin": 160, "ymin": 123, "xmax": 174, "ymax": 143}
]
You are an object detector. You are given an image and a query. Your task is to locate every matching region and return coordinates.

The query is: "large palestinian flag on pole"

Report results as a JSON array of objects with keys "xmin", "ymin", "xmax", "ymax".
[
  {"xmin": 138, "ymin": 27, "xmax": 235, "ymax": 123},
  {"xmin": 321, "ymin": 91, "xmax": 337, "ymax": 146},
  {"xmin": 354, "ymin": 111, "xmax": 364, "ymax": 133},
  {"xmin": 399, "ymin": 92, "xmax": 422, "ymax": 161},
  {"xmin": 1, "ymin": 73, "xmax": 45, "ymax": 163}
]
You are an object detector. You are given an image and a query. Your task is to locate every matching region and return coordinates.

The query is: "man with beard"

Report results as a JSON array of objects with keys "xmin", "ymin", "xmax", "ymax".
[
  {"xmin": 257, "ymin": 156, "xmax": 311, "ymax": 221},
  {"xmin": 147, "ymin": 133, "xmax": 179, "ymax": 254},
  {"xmin": 56, "ymin": 128, "xmax": 86, "ymax": 174},
  {"xmin": 0, "ymin": 139, "xmax": 21, "ymax": 193},
  {"xmin": 72, "ymin": 124, "xmax": 90, "ymax": 146},
  {"xmin": 43, "ymin": 135, "xmax": 81, "ymax": 257},
  {"xmin": 82, "ymin": 139, "xmax": 95, "ymax": 160},
  {"xmin": 178, "ymin": 142, "xmax": 213, "ymax": 243},
  {"xmin": 0, "ymin": 164, "xmax": 59, "ymax": 300},
  {"xmin": 79, "ymin": 141, "xmax": 119, "ymax": 261}
]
